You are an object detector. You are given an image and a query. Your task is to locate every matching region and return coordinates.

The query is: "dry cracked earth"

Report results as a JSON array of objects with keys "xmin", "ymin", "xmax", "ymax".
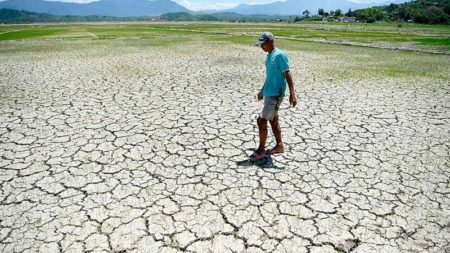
[{"xmin": 0, "ymin": 41, "xmax": 449, "ymax": 253}]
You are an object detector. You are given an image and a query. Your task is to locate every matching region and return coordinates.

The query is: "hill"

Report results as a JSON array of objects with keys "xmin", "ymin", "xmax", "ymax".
[
  {"xmin": 0, "ymin": 8, "xmax": 294, "ymax": 23},
  {"xmin": 159, "ymin": 12, "xmax": 217, "ymax": 21},
  {"xmin": 223, "ymin": 0, "xmax": 395, "ymax": 16},
  {"xmin": 0, "ymin": 8, "xmax": 158, "ymax": 23},
  {"xmin": 0, "ymin": 0, "xmax": 188, "ymax": 17}
]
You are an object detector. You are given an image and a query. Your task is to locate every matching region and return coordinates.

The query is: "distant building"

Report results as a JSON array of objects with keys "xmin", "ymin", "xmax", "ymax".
[{"xmin": 341, "ymin": 17, "xmax": 356, "ymax": 23}]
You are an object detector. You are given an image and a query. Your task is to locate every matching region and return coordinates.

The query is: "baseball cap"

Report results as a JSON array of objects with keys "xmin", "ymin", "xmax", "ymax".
[{"xmin": 255, "ymin": 32, "xmax": 274, "ymax": 46}]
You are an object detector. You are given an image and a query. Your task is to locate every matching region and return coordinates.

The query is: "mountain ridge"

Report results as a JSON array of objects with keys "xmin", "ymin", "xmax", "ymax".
[
  {"xmin": 0, "ymin": 0, "xmax": 189, "ymax": 17},
  {"xmin": 221, "ymin": 0, "xmax": 408, "ymax": 15},
  {"xmin": 0, "ymin": 0, "xmax": 410, "ymax": 17}
]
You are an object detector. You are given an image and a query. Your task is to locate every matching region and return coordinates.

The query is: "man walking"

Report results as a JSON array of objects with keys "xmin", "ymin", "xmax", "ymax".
[{"xmin": 250, "ymin": 32, "xmax": 297, "ymax": 160}]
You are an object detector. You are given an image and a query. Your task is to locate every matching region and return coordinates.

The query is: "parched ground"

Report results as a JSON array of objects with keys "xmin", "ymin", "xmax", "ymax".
[{"xmin": 0, "ymin": 39, "xmax": 449, "ymax": 253}]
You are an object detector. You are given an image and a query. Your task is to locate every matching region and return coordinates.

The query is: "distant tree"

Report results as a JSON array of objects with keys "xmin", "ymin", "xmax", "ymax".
[
  {"xmin": 415, "ymin": 5, "xmax": 448, "ymax": 24},
  {"xmin": 335, "ymin": 9, "xmax": 342, "ymax": 17},
  {"xmin": 318, "ymin": 8, "xmax": 325, "ymax": 16},
  {"xmin": 346, "ymin": 8, "xmax": 354, "ymax": 17},
  {"xmin": 302, "ymin": 10, "xmax": 310, "ymax": 18},
  {"xmin": 354, "ymin": 7, "xmax": 385, "ymax": 22},
  {"xmin": 443, "ymin": 1, "xmax": 450, "ymax": 14},
  {"xmin": 385, "ymin": 3, "xmax": 398, "ymax": 13}
]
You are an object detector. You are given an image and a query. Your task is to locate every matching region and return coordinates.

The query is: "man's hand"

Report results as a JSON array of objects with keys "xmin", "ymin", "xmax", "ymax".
[
  {"xmin": 283, "ymin": 70, "xmax": 297, "ymax": 108},
  {"xmin": 289, "ymin": 93, "xmax": 297, "ymax": 107},
  {"xmin": 256, "ymin": 91, "xmax": 263, "ymax": 101}
]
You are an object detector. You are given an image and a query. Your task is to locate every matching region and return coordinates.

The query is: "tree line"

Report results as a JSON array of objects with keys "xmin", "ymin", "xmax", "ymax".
[{"xmin": 293, "ymin": 0, "xmax": 450, "ymax": 24}]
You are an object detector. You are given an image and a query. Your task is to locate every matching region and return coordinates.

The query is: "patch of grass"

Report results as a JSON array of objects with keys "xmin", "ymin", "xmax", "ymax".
[
  {"xmin": 206, "ymin": 34, "xmax": 255, "ymax": 45},
  {"xmin": 0, "ymin": 22, "xmax": 449, "ymax": 51},
  {"xmin": 314, "ymin": 46, "xmax": 450, "ymax": 80},
  {"xmin": 0, "ymin": 22, "xmax": 448, "ymax": 81},
  {"xmin": 85, "ymin": 25, "xmax": 207, "ymax": 38},
  {"xmin": 0, "ymin": 28, "xmax": 67, "ymax": 41},
  {"xmin": 416, "ymin": 37, "xmax": 450, "ymax": 48},
  {"xmin": 202, "ymin": 33, "xmax": 449, "ymax": 80}
]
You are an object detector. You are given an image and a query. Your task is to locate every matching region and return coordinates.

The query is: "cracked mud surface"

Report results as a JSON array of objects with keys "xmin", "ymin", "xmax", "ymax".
[{"xmin": 0, "ymin": 41, "xmax": 449, "ymax": 253}]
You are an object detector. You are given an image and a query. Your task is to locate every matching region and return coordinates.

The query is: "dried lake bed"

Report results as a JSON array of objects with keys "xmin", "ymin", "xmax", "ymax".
[{"xmin": 0, "ymin": 23, "xmax": 449, "ymax": 252}]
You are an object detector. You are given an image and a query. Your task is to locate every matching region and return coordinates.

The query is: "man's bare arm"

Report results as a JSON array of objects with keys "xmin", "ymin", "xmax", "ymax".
[{"xmin": 284, "ymin": 70, "xmax": 297, "ymax": 107}]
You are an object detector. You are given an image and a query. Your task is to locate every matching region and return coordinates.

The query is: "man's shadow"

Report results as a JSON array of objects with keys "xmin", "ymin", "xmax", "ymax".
[{"xmin": 236, "ymin": 149, "xmax": 283, "ymax": 169}]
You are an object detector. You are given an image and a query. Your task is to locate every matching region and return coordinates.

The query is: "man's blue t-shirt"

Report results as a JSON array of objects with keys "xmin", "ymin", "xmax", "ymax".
[{"xmin": 262, "ymin": 48, "xmax": 290, "ymax": 97}]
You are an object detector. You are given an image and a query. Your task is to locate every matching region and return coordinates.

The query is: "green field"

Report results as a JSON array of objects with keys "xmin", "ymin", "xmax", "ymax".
[
  {"xmin": 0, "ymin": 22, "xmax": 449, "ymax": 50},
  {"xmin": 0, "ymin": 22, "xmax": 449, "ymax": 81}
]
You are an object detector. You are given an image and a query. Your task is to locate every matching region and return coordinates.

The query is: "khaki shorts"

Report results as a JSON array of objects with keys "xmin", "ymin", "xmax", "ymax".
[{"xmin": 260, "ymin": 96, "xmax": 283, "ymax": 121}]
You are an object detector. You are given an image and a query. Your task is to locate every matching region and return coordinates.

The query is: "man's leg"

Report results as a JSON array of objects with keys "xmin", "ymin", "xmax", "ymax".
[
  {"xmin": 269, "ymin": 114, "xmax": 284, "ymax": 153},
  {"xmin": 257, "ymin": 117, "xmax": 268, "ymax": 151}
]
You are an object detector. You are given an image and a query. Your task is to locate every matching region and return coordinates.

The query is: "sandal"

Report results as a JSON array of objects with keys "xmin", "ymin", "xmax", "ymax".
[
  {"xmin": 250, "ymin": 150, "xmax": 265, "ymax": 160},
  {"xmin": 267, "ymin": 146, "xmax": 284, "ymax": 155}
]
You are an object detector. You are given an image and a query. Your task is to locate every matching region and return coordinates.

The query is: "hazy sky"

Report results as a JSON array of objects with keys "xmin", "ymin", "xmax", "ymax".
[{"xmin": 4, "ymin": 0, "xmax": 399, "ymax": 11}]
